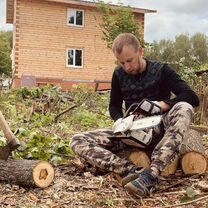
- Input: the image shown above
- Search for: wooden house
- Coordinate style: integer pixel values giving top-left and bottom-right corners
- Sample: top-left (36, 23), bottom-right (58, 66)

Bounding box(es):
top-left (6, 0), bottom-right (156, 90)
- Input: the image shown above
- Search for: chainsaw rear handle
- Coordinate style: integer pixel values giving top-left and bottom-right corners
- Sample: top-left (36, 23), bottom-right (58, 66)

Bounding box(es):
top-left (124, 98), bottom-right (163, 118)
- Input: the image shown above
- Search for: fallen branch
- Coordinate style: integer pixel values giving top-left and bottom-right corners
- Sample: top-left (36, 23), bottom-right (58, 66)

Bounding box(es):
top-left (155, 190), bottom-right (186, 196)
top-left (159, 180), bottom-right (188, 193)
top-left (164, 194), bottom-right (208, 208)
top-left (159, 173), bottom-right (206, 193)
top-left (55, 104), bottom-right (77, 122)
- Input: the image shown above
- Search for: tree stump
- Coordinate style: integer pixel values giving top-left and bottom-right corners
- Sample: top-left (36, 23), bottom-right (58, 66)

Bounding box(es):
top-left (0, 159), bottom-right (55, 188)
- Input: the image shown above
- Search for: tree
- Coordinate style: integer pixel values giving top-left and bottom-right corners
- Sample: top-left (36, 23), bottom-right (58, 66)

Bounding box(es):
top-left (145, 41), bottom-right (161, 61)
top-left (174, 34), bottom-right (191, 66)
top-left (190, 33), bottom-right (208, 65)
top-left (96, 1), bottom-right (143, 49)
top-left (146, 39), bottom-right (175, 63)
top-left (145, 33), bottom-right (208, 84)
top-left (0, 31), bottom-right (13, 77)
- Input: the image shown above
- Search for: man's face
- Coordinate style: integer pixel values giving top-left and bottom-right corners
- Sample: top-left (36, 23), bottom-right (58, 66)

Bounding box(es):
top-left (114, 45), bottom-right (144, 75)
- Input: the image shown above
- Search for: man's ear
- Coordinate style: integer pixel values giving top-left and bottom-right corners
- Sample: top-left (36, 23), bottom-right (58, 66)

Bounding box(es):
top-left (138, 48), bottom-right (145, 58)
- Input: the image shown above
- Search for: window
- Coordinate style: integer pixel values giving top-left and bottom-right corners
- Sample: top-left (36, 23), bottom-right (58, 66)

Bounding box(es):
top-left (67, 9), bottom-right (84, 27)
top-left (67, 49), bottom-right (83, 68)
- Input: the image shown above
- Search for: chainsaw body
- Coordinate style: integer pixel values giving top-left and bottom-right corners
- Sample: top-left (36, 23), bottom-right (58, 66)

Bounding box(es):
top-left (112, 99), bottom-right (163, 147)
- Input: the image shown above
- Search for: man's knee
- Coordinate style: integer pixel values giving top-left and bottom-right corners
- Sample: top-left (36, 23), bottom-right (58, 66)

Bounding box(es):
top-left (70, 134), bottom-right (84, 151)
top-left (174, 102), bottom-right (193, 110)
top-left (170, 102), bottom-right (194, 118)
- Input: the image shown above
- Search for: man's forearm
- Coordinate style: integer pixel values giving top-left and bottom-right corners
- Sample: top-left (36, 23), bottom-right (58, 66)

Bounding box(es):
top-left (158, 101), bottom-right (171, 112)
top-left (109, 106), bottom-right (123, 121)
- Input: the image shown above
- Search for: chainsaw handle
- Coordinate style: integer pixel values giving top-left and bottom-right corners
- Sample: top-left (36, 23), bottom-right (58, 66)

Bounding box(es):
top-left (124, 99), bottom-right (163, 117)
top-left (135, 99), bottom-right (163, 116)
top-left (123, 103), bottom-right (139, 118)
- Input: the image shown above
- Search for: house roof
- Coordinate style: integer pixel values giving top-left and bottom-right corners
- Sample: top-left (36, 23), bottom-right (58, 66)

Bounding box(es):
top-left (46, 0), bottom-right (157, 13)
top-left (6, 0), bottom-right (156, 23)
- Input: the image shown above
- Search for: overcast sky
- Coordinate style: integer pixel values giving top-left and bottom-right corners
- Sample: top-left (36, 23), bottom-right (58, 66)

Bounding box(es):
top-left (0, 0), bottom-right (208, 42)
top-left (109, 0), bottom-right (208, 42)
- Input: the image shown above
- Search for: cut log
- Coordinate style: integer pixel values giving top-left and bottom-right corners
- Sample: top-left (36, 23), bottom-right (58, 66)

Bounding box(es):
top-left (180, 129), bottom-right (207, 156)
top-left (128, 150), bottom-right (150, 168)
top-left (127, 150), bottom-right (178, 176)
top-left (161, 156), bottom-right (179, 176)
top-left (181, 151), bottom-right (207, 175)
top-left (127, 150), bottom-right (207, 176)
top-left (180, 129), bottom-right (207, 175)
top-left (0, 159), bottom-right (55, 188)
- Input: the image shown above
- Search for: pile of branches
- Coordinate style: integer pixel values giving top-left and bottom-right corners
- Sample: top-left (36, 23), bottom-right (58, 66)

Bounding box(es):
top-left (0, 85), bottom-right (112, 164)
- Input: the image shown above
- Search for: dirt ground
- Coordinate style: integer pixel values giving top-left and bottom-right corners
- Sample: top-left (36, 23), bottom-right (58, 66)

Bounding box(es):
top-left (0, 161), bottom-right (208, 208)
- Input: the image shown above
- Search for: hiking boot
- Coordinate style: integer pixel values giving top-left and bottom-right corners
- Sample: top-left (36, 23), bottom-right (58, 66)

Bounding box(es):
top-left (124, 168), bottom-right (158, 198)
top-left (121, 167), bottom-right (145, 187)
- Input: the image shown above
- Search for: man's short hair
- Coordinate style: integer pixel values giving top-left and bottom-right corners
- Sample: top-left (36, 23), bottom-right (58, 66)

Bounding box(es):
top-left (112, 33), bottom-right (141, 54)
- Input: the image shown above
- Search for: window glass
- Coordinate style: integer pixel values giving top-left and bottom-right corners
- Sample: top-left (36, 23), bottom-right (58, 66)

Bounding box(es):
top-left (68, 50), bottom-right (74, 65)
top-left (67, 49), bottom-right (83, 68)
top-left (76, 11), bottom-right (83, 26)
top-left (68, 9), bottom-right (84, 26)
top-left (75, 50), bottom-right (82, 66)
top-left (68, 10), bottom-right (76, 24)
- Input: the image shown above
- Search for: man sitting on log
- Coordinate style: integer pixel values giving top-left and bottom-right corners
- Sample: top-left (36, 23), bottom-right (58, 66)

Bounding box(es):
top-left (71, 33), bottom-right (200, 198)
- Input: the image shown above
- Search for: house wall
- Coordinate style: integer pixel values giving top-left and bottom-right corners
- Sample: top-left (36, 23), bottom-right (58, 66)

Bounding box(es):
top-left (12, 0), bottom-right (144, 90)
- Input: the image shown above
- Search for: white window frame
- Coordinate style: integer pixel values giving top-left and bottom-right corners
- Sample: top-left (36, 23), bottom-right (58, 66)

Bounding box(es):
top-left (66, 48), bottom-right (84, 68)
top-left (67, 8), bottom-right (84, 27)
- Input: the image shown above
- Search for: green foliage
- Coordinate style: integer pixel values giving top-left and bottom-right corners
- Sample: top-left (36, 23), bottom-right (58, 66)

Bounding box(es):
top-left (180, 187), bottom-right (198, 203)
top-left (104, 198), bottom-right (114, 207)
top-left (0, 31), bottom-right (12, 76)
top-left (71, 85), bottom-right (110, 113)
top-left (70, 109), bottom-right (112, 131)
top-left (174, 34), bottom-right (191, 66)
top-left (0, 86), bottom-right (112, 164)
top-left (13, 128), bottom-right (74, 164)
top-left (96, 1), bottom-right (143, 48)
top-left (146, 33), bottom-right (208, 66)
top-left (15, 86), bottom-right (45, 100)
top-left (191, 33), bottom-right (208, 64)
top-left (145, 32), bottom-right (208, 84)
top-left (0, 132), bottom-right (7, 147)
top-left (68, 85), bottom-right (113, 131)
top-left (145, 40), bottom-right (176, 63)
top-left (170, 57), bottom-right (198, 85)
top-left (31, 113), bottom-right (54, 127)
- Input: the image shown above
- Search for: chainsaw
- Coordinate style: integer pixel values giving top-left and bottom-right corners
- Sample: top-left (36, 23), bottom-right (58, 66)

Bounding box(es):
top-left (112, 99), bottom-right (163, 147)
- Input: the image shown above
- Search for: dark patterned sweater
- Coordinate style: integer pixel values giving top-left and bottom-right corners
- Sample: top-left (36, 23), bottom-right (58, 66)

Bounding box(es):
top-left (109, 59), bottom-right (199, 121)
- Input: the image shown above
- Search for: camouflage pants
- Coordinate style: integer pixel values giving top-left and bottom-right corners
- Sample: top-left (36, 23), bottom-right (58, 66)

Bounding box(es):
top-left (71, 102), bottom-right (194, 175)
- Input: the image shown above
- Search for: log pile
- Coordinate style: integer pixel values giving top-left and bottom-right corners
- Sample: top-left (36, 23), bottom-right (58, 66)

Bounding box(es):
top-left (127, 129), bottom-right (207, 176)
